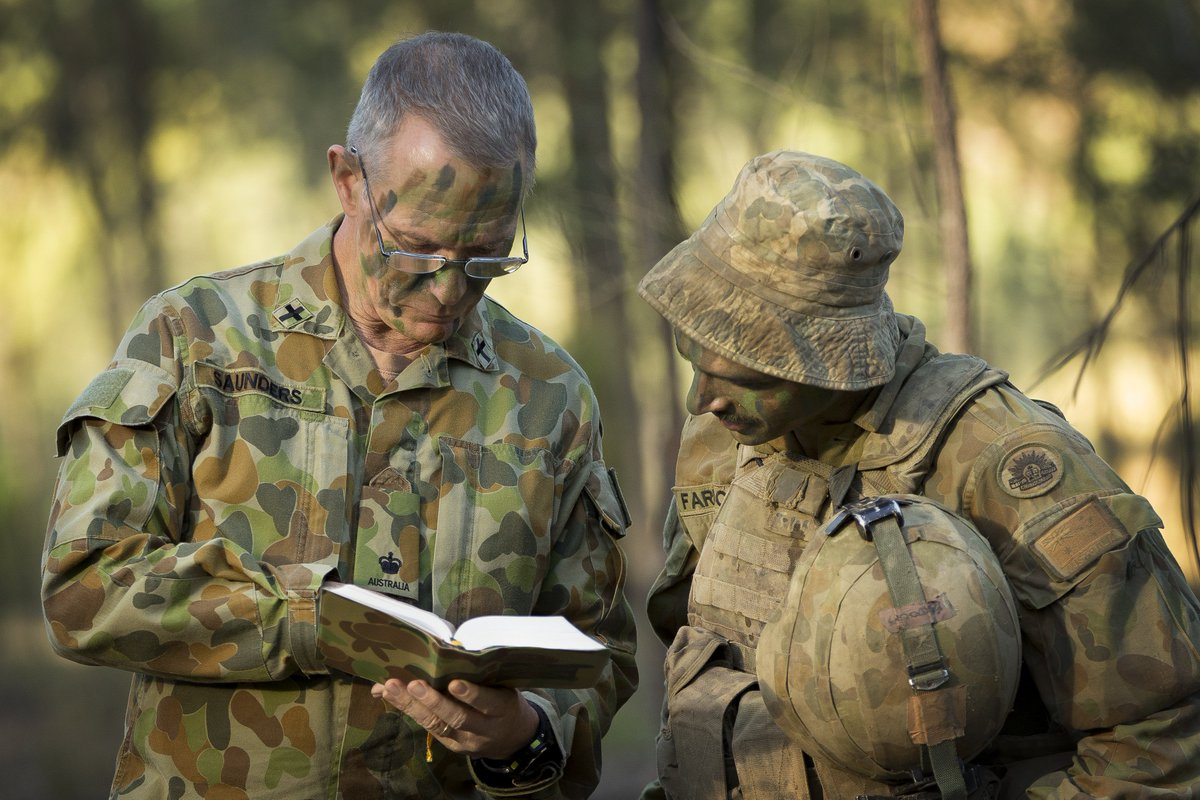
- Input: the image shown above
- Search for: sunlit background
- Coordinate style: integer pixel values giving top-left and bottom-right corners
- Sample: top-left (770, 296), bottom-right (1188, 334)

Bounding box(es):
top-left (3, 1), bottom-right (1199, 797)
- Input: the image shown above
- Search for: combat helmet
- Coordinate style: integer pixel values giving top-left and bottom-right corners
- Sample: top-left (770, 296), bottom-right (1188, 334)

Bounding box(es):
top-left (756, 495), bottom-right (1020, 798)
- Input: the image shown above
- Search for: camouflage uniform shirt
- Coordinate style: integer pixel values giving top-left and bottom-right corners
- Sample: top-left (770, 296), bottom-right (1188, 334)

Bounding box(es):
top-left (42, 217), bottom-right (638, 800)
top-left (647, 315), bottom-right (1200, 798)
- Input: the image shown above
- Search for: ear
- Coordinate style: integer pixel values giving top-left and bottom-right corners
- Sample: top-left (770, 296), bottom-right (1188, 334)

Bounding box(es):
top-left (328, 145), bottom-right (362, 217)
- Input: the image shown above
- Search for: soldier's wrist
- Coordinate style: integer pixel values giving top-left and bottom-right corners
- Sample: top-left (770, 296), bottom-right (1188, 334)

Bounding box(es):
top-left (470, 703), bottom-right (564, 792)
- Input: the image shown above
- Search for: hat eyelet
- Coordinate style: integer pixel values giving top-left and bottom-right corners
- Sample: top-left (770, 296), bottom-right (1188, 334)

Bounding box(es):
top-left (850, 247), bottom-right (863, 261)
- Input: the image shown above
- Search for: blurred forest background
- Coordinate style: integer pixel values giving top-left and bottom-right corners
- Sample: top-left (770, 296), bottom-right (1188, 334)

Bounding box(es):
top-left (2, 0), bottom-right (1199, 797)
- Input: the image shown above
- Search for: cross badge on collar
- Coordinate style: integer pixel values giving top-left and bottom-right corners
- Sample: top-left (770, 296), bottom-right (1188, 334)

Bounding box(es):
top-left (273, 301), bottom-right (313, 329)
top-left (471, 331), bottom-right (495, 368)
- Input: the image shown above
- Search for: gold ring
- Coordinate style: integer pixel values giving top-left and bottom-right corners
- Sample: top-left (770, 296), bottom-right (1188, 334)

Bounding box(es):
top-left (438, 720), bottom-right (454, 737)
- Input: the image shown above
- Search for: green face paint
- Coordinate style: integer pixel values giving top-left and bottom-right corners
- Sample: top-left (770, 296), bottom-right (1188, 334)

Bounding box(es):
top-left (675, 331), bottom-right (853, 447)
top-left (348, 116), bottom-right (526, 353)
top-left (377, 160), bottom-right (521, 251)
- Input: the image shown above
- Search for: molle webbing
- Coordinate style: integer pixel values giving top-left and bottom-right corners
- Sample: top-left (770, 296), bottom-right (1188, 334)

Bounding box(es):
top-left (686, 457), bottom-right (834, 672)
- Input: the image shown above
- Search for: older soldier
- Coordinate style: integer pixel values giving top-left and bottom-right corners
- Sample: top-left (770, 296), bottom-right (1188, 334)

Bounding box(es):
top-left (41, 32), bottom-right (637, 799)
top-left (638, 150), bottom-right (1200, 798)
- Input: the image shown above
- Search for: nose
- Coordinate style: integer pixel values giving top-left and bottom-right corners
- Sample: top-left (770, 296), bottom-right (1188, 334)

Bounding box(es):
top-left (426, 262), bottom-right (471, 306)
top-left (686, 372), bottom-right (730, 416)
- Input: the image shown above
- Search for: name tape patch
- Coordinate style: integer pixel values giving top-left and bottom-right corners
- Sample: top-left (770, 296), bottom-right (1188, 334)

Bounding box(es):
top-left (195, 363), bottom-right (325, 412)
top-left (1033, 500), bottom-right (1128, 582)
top-left (674, 483), bottom-right (727, 517)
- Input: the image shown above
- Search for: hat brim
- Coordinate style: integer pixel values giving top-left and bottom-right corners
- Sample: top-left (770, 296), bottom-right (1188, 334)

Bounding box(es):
top-left (638, 230), bottom-right (900, 392)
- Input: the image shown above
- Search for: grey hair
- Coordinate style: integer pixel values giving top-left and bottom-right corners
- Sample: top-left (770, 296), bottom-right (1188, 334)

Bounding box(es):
top-left (347, 32), bottom-right (536, 188)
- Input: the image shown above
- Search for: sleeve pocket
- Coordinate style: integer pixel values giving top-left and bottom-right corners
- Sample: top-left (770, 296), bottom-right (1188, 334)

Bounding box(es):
top-left (56, 362), bottom-right (178, 456)
top-left (583, 463), bottom-right (631, 538)
top-left (1008, 492), bottom-right (1160, 609)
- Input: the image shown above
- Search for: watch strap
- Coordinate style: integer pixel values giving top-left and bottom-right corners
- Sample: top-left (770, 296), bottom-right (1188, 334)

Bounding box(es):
top-left (471, 702), bottom-right (565, 794)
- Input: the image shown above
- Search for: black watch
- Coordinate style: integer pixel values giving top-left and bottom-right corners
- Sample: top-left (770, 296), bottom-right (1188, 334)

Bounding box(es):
top-left (473, 703), bottom-right (564, 786)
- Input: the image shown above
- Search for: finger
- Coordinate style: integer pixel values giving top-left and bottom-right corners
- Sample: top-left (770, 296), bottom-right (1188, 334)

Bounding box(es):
top-left (375, 680), bottom-right (449, 732)
top-left (408, 681), bottom-right (469, 731)
top-left (447, 679), bottom-right (520, 718)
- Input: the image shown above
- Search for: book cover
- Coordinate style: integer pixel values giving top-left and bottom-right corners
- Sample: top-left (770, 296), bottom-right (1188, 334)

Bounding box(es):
top-left (317, 582), bottom-right (611, 690)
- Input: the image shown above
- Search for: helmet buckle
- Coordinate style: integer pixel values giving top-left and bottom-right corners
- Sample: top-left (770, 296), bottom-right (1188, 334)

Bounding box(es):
top-left (825, 496), bottom-right (910, 540)
top-left (907, 660), bottom-right (951, 691)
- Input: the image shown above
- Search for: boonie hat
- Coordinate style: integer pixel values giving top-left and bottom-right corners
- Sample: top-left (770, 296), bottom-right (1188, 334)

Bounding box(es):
top-left (638, 150), bottom-right (904, 390)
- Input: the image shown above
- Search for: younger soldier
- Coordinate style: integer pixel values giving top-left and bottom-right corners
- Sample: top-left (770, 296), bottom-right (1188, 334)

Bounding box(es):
top-left (638, 150), bottom-right (1200, 798)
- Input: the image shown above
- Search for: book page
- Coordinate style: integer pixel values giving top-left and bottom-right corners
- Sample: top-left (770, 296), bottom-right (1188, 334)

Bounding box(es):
top-left (453, 615), bottom-right (605, 652)
top-left (325, 583), bottom-right (456, 642)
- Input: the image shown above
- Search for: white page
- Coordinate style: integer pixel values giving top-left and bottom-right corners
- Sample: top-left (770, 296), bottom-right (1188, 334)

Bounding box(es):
top-left (453, 615), bottom-right (606, 652)
top-left (327, 583), bottom-right (455, 641)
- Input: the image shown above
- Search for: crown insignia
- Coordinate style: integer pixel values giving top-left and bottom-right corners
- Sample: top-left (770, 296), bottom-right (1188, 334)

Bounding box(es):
top-left (378, 551), bottom-right (402, 574)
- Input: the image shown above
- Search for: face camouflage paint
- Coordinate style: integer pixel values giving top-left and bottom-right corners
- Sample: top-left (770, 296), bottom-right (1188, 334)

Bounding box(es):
top-left (675, 331), bottom-right (858, 449)
top-left (343, 115), bottom-right (526, 353)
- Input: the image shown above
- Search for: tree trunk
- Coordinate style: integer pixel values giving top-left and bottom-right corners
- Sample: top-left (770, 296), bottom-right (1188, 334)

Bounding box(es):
top-left (635, 0), bottom-right (688, 530)
top-left (49, 0), bottom-right (165, 341)
top-left (553, 1), bottom-right (645, 513)
top-left (913, 0), bottom-right (974, 354)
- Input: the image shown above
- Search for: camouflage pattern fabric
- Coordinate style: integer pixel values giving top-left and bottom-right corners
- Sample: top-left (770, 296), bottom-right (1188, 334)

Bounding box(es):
top-left (638, 150), bottom-right (904, 391)
top-left (41, 217), bottom-right (638, 800)
top-left (645, 314), bottom-right (1200, 798)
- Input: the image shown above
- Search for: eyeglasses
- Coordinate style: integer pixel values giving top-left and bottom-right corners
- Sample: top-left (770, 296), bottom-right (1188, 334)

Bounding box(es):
top-left (350, 146), bottom-right (529, 279)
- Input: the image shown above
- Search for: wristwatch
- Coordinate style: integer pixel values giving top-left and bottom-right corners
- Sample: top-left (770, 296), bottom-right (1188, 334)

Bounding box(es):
top-left (472, 703), bottom-right (564, 789)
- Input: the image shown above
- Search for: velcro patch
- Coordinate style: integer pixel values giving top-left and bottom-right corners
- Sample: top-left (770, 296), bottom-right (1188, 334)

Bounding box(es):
top-left (1033, 500), bottom-right (1129, 582)
top-left (674, 483), bottom-right (727, 517)
top-left (583, 465), bottom-right (631, 537)
top-left (998, 443), bottom-right (1064, 498)
top-left (69, 368), bottom-right (134, 415)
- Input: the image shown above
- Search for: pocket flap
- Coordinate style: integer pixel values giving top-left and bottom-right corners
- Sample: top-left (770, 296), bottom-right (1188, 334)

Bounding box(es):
top-left (665, 624), bottom-right (734, 696)
top-left (56, 362), bottom-right (177, 455)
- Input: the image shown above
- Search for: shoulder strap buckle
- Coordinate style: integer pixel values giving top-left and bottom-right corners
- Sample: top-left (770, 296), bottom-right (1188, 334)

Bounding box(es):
top-left (825, 496), bottom-right (910, 540)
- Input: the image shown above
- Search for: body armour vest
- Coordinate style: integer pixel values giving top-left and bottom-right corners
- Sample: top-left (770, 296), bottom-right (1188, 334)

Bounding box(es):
top-left (661, 353), bottom-right (1007, 800)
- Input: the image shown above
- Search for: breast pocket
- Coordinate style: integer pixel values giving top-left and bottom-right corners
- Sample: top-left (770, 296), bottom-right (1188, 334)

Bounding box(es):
top-left (430, 436), bottom-right (559, 622)
top-left (193, 373), bottom-right (347, 567)
top-left (352, 469), bottom-right (424, 603)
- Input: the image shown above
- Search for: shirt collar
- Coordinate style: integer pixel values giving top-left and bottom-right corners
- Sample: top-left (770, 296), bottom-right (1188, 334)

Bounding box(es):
top-left (268, 215), bottom-right (501, 376)
top-left (441, 302), bottom-right (500, 373)
top-left (854, 313), bottom-right (928, 433)
top-left (267, 215), bottom-right (346, 340)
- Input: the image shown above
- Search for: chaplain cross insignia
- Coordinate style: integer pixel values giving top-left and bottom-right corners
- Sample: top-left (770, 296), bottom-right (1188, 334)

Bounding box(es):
top-left (273, 301), bottom-right (313, 329)
top-left (471, 331), bottom-right (495, 368)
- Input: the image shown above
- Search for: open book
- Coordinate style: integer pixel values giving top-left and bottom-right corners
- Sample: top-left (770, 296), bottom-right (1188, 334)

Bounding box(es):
top-left (317, 582), bottom-right (610, 690)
